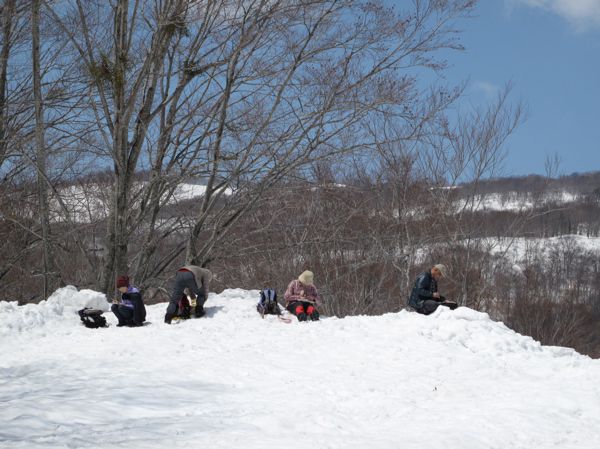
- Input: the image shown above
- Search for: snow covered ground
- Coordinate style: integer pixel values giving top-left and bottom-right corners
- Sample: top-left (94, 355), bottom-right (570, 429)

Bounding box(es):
top-left (1, 287), bottom-right (600, 449)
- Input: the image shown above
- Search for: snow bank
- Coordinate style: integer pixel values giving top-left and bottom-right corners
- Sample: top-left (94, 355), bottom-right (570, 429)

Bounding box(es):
top-left (1, 288), bottom-right (599, 449)
top-left (0, 285), bottom-right (108, 338)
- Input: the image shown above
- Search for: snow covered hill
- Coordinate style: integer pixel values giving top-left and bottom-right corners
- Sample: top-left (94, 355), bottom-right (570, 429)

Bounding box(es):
top-left (49, 182), bottom-right (232, 223)
top-left (1, 287), bottom-right (599, 449)
top-left (454, 190), bottom-right (579, 212)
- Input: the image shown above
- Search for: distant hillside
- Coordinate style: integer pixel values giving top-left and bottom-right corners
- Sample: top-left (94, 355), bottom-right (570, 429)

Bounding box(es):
top-left (459, 171), bottom-right (600, 196)
top-left (3, 170), bottom-right (600, 358)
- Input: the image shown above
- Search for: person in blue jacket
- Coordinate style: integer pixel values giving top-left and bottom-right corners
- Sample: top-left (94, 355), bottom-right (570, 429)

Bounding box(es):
top-left (408, 264), bottom-right (457, 315)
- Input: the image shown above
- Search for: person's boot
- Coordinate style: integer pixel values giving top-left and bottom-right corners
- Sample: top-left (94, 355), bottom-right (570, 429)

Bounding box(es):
top-left (309, 310), bottom-right (320, 321)
top-left (164, 313), bottom-right (173, 324)
top-left (297, 312), bottom-right (308, 322)
top-left (118, 318), bottom-right (134, 327)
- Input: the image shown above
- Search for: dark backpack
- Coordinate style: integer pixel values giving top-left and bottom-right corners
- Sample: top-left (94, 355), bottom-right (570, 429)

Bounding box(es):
top-left (78, 308), bottom-right (108, 328)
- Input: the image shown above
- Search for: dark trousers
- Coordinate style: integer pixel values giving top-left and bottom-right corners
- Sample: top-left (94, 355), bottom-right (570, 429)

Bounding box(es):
top-left (416, 300), bottom-right (456, 315)
top-left (287, 301), bottom-right (319, 321)
top-left (111, 304), bottom-right (134, 325)
top-left (166, 270), bottom-right (204, 317)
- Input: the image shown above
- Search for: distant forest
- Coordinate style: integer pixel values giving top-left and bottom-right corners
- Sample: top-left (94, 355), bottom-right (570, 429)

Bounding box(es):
top-left (464, 171), bottom-right (600, 195)
top-left (455, 172), bottom-right (600, 238)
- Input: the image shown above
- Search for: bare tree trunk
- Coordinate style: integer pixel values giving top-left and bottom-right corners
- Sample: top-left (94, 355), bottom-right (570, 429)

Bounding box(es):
top-left (100, 0), bottom-right (130, 293)
top-left (100, 0), bottom-right (177, 292)
top-left (0, 0), bottom-right (17, 166)
top-left (32, 0), bottom-right (58, 298)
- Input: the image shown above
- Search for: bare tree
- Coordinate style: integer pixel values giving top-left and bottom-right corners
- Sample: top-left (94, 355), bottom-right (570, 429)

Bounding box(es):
top-left (436, 85), bottom-right (524, 307)
top-left (32, 0), bottom-right (60, 297)
top-left (46, 0), bottom-right (212, 292)
top-left (179, 0), bottom-right (480, 268)
top-left (0, 0), bottom-right (17, 166)
top-left (42, 0), bottom-right (479, 296)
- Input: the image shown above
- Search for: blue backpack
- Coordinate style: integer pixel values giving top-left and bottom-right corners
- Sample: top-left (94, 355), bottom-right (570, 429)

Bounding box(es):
top-left (257, 288), bottom-right (280, 316)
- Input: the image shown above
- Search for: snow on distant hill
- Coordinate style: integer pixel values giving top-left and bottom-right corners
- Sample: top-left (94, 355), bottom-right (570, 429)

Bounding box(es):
top-left (1, 287), bottom-right (599, 449)
top-left (455, 191), bottom-right (579, 212)
top-left (49, 179), bottom-right (582, 224)
top-left (49, 182), bottom-right (232, 223)
top-left (476, 234), bottom-right (600, 263)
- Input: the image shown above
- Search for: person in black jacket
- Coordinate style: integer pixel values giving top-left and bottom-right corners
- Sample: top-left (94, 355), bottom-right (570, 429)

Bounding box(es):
top-left (112, 275), bottom-right (146, 326)
top-left (408, 264), bottom-right (457, 315)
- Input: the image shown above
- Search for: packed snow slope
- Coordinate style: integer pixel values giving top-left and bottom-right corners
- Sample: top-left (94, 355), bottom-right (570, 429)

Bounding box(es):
top-left (1, 287), bottom-right (599, 449)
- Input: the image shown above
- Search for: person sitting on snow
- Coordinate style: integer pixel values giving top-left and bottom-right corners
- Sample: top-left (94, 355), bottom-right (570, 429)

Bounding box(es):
top-left (284, 270), bottom-right (322, 321)
top-left (112, 275), bottom-right (146, 327)
top-left (165, 265), bottom-right (212, 324)
top-left (407, 264), bottom-right (457, 315)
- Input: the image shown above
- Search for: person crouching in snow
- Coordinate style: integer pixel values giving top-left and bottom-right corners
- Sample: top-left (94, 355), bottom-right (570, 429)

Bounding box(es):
top-left (165, 265), bottom-right (212, 324)
top-left (407, 264), bottom-right (457, 315)
top-left (112, 275), bottom-right (146, 327)
top-left (284, 270), bottom-right (322, 321)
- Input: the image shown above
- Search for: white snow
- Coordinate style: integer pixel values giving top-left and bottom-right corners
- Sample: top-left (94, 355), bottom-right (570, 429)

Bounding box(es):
top-left (481, 234), bottom-right (600, 261)
top-left (0, 286), bottom-right (108, 338)
top-left (49, 183), bottom-right (232, 223)
top-left (454, 191), bottom-right (579, 212)
top-left (1, 287), bottom-right (600, 449)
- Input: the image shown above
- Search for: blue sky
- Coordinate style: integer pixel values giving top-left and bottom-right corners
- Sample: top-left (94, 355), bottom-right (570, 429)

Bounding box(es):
top-left (443, 0), bottom-right (600, 176)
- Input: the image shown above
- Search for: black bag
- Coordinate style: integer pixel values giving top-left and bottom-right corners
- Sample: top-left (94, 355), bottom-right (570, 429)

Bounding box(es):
top-left (438, 296), bottom-right (458, 310)
top-left (78, 308), bottom-right (108, 328)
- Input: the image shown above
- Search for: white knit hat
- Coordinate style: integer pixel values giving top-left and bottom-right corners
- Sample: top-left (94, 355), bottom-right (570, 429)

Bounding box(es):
top-left (298, 270), bottom-right (314, 286)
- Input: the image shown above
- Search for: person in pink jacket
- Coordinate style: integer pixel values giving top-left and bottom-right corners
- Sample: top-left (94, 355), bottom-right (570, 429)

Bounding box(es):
top-left (284, 270), bottom-right (322, 321)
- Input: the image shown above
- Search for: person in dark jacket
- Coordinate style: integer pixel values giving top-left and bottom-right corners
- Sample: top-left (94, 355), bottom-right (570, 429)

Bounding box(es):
top-left (165, 265), bottom-right (212, 324)
top-left (408, 264), bottom-right (457, 315)
top-left (112, 275), bottom-right (146, 326)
